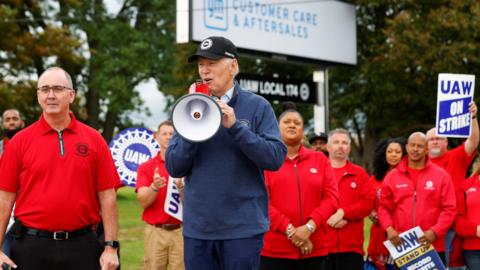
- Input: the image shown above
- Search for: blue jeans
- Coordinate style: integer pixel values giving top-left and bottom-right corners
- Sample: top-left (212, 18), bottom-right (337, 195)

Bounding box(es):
top-left (2, 229), bottom-right (13, 257)
top-left (445, 229), bottom-right (455, 266)
top-left (464, 250), bottom-right (480, 270)
top-left (445, 229), bottom-right (466, 270)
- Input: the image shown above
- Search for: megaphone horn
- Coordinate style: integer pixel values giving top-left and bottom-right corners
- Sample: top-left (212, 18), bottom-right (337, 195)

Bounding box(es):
top-left (171, 93), bottom-right (222, 142)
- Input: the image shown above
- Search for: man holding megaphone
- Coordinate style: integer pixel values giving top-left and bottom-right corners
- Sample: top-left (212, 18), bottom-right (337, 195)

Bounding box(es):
top-left (166, 36), bottom-right (287, 270)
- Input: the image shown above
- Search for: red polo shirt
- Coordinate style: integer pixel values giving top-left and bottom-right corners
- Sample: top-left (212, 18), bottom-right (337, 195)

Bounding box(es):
top-left (0, 113), bottom-right (120, 231)
top-left (136, 153), bottom-right (181, 225)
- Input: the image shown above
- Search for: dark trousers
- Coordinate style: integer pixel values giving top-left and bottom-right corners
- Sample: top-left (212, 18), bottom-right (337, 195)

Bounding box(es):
top-left (184, 234), bottom-right (264, 270)
top-left (464, 250), bottom-right (480, 270)
top-left (11, 232), bottom-right (102, 270)
top-left (260, 255), bottom-right (326, 270)
top-left (325, 252), bottom-right (364, 270)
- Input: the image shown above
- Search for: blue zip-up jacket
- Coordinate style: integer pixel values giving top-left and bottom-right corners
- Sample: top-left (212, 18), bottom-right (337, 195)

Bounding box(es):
top-left (166, 83), bottom-right (287, 240)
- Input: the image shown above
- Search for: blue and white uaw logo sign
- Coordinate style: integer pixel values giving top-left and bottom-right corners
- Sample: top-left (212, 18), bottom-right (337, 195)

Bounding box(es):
top-left (205, 0), bottom-right (228, 30)
top-left (384, 227), bottom-right (445, 270)
top-left (109, 128), bottom-right (160, 187)
top-left (436, 73), bottom-right (476, 138)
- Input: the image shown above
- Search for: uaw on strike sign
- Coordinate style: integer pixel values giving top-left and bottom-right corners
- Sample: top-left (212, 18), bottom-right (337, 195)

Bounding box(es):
top-left (436, 73), bottom-right (475, 138)
top-left (384, 227), bottom-right (445, 270)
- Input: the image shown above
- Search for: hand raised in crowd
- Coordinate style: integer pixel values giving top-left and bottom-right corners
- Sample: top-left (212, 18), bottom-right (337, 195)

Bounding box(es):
top-left (214, 99), bottom-right (236, 128)
top-left (100, 248), bottom-right (119, 270)
top-left (327, 209), bottom-right (345, 228)
top-left (386, 226), bottom-right (402, 247)
top-left (469, 101), bottom-right (478, 117)
top-left (419, 229), bottom-right (436, 246)
top-left (151, 167), bottom-right (166, 192)
top-left (299, 239), bottom-right (313, 256)
top-left (0, 252), bottom-right (17, 269)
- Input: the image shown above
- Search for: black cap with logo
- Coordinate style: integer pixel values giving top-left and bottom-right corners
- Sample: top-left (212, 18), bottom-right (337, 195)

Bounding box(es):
top-left (308, 132), bottom-right (328, 144)
top-left (188, 36), bottom-right (238, 62)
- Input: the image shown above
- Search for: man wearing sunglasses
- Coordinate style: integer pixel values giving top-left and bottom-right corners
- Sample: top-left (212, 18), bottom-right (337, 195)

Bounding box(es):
top-left (0, 67), bottom-right (120, 270)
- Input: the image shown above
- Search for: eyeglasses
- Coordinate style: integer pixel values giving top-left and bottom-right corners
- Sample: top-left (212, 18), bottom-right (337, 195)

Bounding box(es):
top-left (37, 85), bottom-right (71, 95)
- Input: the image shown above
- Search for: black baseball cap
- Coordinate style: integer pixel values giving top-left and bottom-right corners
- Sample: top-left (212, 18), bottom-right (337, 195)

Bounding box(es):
top-left (188, 36), bottom-right (238, 62)
top-left (308, 132), bottom-right (328, 144)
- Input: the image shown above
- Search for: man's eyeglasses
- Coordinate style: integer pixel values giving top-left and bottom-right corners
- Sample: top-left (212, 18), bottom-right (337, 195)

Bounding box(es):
top-left (37, 85), bottom-right (71, 95)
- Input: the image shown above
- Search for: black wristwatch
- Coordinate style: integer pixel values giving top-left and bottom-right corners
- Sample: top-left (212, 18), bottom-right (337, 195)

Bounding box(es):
top-left (104, 240), bottom-right (120, 249)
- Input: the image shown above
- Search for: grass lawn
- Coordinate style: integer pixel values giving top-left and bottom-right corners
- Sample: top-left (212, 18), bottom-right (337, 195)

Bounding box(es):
top-left (118, 187), bottom-right (144, 270)
top-left (117, 185), bottom-right (375, 269)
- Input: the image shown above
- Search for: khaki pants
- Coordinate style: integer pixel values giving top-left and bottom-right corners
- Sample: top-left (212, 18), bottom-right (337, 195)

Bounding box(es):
top-left (143, 224), bottom-right (185, 270)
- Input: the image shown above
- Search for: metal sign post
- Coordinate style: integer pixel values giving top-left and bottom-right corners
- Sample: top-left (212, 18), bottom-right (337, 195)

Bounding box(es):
top-left (313, 69), bottom-right (329, 133)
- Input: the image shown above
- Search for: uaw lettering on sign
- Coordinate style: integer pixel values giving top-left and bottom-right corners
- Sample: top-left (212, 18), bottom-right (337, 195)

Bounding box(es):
top-left (109, 128), bottom-right (160, 187)
top-left (384, 227), bottom-right (445, 270)
top-left (164, 177), bottom-right (183, 221)
top-left (237, 74), bottom-right (316, 104)
top-left (436, 73), bottom-right (475, 138)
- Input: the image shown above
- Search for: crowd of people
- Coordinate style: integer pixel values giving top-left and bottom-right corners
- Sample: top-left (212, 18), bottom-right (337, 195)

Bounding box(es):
top-left (0, 35), bottom-right (479, 270)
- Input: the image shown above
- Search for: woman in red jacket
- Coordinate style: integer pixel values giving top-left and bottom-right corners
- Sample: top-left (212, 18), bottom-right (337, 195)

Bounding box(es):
top-left (260, 106), bottom-right (338, 270)
top-left (366, 137), bottom-right (405, 270)
top-left (454, 158), bottom-right (480, 270)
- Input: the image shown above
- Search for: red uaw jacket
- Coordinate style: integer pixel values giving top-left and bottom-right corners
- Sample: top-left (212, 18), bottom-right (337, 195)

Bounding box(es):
top-left (378, 158), bottom-right (457, 252)
top-left (326, 161), bottom-right (374, 255)
top-left (262, 146), bottom-right (338, 259)
top-left (454, 174), bottom-right (480, 250)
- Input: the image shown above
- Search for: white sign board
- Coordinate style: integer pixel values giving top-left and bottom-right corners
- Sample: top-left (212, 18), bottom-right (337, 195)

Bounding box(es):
top-left (164, 176), bottom-right (183, 221)
top-left (179, 0), bottom-right (357, 65)
top-left (383, 227), bottom-right (445, 270)
top-left (436, 73), bottom-right (475, 138)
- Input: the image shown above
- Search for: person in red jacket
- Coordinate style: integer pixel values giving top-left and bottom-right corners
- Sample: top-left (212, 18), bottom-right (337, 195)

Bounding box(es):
top-left (454, 158), bottom-right (480, 269)
top-left (426, 102), bottom-right (478, 268)
top-left (260, 106), bottom-right (338, 270)
top-left (366, 137), bottom-right (406, 270)
top-left (324, 128), bottom-right (374, 270)
top-left (379, 132), bottom-right (457, 266)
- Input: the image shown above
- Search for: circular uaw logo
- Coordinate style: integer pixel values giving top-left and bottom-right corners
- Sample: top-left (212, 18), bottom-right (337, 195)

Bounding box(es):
top-left (201, 39), bottom-right (213, 50)
top-left (426, 181), bottom-right (433, 188)
top-left (350, 182), bottom-right (357, 189)
top-left (310, 168), bottom-right (317, 174)
top-left (300, 83), bottom-right (310, 101)
top-left (76, 143), bottom-right (89, 157)
top-left (109, 128), bottom-right (160, 187)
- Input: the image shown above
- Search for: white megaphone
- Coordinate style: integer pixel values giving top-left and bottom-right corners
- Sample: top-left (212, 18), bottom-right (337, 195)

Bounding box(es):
top-left (171, 81), bottom-right (222, 142)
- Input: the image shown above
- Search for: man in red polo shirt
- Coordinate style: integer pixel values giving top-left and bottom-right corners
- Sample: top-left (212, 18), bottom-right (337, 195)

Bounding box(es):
top-left (0, 67), bottom-right (120, 270)
top-left (136, 120), bottom-right (184, 270)
top-left (325, 128), bottom-right (374, 270)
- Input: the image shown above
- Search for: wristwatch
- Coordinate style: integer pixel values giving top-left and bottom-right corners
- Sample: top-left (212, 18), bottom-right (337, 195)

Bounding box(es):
top-left (104, 240), bottom-right (120, 249)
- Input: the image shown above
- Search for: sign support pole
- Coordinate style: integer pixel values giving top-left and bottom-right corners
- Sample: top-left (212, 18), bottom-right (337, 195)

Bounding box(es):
top-left (313, 69), bottom-right (329, 133)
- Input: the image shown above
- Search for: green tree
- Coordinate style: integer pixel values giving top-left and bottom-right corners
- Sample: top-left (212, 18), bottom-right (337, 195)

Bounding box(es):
top-left (0, 1), bottom-right (84, 126)
top-left (330, 0), bottom-right (480, 169)
top-left (1, 0), bottom-right (178, 141)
